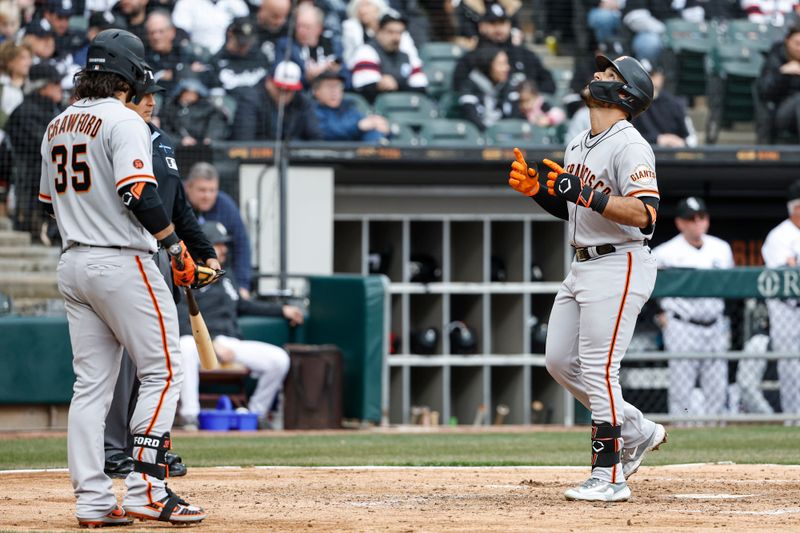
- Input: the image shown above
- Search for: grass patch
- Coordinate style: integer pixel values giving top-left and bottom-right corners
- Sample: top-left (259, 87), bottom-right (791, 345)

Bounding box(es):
top-left (0, 425), bottom-right (797, 470)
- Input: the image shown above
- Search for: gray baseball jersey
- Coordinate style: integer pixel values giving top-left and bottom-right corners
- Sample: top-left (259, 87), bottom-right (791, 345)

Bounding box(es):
top-left (543, 120), bottom-right (661, 485)
top-left (40, 96), bottom-right (184, 520)
top-left (563, 121), bottom-right (659, 247)
top-left (39, 97), bottom-right (158, 251)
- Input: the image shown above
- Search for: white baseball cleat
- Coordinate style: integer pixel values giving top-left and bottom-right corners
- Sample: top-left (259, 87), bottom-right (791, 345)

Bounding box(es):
top-left (564, 477), bottom-right (631, 502)
top-left (622, 423), bottom-right (667, 479)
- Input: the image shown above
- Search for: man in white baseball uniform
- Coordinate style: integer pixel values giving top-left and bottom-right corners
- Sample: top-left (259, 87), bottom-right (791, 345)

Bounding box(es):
top-left (652, 197), bottom-right (734, 422)
top-left (509, 55), bottom-right (667, 502)
top-left (39, 29), bottom-right (208, 527)
top-left (762, 180), bottom-right (800, 425)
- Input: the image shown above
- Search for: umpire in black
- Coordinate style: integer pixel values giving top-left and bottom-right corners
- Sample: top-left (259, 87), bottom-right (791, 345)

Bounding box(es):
top-left (103, 74), bottom-right (220, 478)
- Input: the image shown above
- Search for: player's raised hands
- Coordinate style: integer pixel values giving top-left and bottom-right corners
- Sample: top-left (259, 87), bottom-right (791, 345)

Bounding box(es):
top-left (542, 158), bottom-right (568, 197)
top-left (508, 148), bottom-right (540, 196)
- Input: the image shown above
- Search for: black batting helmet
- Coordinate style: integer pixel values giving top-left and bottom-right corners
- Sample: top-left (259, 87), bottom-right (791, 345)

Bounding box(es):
top-left (588, 55), bottom-right (654, 118)
top-left (85, 29), bottom-right (150, 103)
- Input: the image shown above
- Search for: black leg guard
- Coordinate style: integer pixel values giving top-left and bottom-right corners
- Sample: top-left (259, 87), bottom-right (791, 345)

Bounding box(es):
top-left (131, 432), bottom-right (172, 480)
top-left (591, 421), bottom-right (621, 470)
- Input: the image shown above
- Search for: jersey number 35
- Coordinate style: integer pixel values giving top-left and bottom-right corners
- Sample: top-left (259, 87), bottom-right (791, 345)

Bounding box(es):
top-left (52, 144), bottom-right (92, 193)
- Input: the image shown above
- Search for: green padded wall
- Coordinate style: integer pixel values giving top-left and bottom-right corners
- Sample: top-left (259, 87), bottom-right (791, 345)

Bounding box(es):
top-left (0, 317), bottom-right (75, 404)
top-left (306, 275), bottom-right (386, 422)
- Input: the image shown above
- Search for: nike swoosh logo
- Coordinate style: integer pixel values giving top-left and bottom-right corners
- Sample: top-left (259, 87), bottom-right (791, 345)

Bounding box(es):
top-left (570, 145), bottom-right (578, 151)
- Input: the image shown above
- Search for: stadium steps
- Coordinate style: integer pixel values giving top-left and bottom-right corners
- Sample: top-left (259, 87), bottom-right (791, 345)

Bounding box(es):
top-left (0, 230), bottom-right (60, 313)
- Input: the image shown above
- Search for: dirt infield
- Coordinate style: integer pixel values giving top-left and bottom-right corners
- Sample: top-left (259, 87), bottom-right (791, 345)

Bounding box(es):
top-left (1, 465), bottom-right (798, 532)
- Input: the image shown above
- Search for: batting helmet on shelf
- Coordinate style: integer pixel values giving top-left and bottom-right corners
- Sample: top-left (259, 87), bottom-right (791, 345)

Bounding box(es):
top-left (408, 253), bottom-right (442, 283)
top-left (447, 321), bottom-right (478, 355)
top-left (491, 256), bottom-right (507, 282)
top-left (589, 55), bottom-right (654, 118)
top-left (85, 29), bottom-right (151, 103)
top-left (410, 327), bottom-right (439, 355)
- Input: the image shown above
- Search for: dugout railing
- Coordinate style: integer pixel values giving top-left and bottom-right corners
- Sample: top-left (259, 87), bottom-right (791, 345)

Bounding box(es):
top-left (619, 267), bottom-right (800, 426)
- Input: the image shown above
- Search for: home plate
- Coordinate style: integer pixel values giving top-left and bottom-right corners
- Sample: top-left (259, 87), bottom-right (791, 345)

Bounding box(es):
top-left (674, 493), bottom-right (755, 500)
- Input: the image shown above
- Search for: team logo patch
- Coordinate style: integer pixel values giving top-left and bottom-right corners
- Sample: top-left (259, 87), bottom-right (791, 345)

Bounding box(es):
top-left (629, 164), bottom-right (655, 185)
top-left (133, 159), bottom-right (144, 169)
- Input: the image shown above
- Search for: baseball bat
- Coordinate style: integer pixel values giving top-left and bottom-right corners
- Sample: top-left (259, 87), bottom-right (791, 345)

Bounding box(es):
top-left (184, 288), bottom-right (219, 370)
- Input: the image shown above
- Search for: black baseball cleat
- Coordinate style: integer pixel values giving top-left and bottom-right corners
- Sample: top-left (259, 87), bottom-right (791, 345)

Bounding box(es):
top-left (104, 453), bottom-right (134, 479)
top-left (165, 451), bottom-right (187, 477)
top-left (104, 452), bottom-right (187, 478)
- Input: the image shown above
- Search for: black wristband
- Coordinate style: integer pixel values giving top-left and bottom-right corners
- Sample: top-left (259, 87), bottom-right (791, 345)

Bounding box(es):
top-left (160, 231), bottom-right (180, 250)
top-left (577, 186), bottom-right (609, 214)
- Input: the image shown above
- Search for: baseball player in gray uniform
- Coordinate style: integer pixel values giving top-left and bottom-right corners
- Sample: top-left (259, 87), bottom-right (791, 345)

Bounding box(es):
top-left (762, 180), bottom-right (800, 425)
top-left (509, 55), bottom-right (667, 502)
top-left (39, 29), bottom-right (209, 527)
top-left (652, 197), bottom-right (734, 422)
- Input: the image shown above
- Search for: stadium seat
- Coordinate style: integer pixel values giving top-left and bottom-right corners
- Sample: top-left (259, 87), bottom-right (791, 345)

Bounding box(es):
top-left (419, 42), bottom-right (465, 65)
top-left (424, 60), bottom-right (457, 98)
top-left (384, 110), bottom-right (430, 131)
top-left (705, 44), bottom-right (765, 144)
top-left (388, 122), bottom-right (419, 146)
top-left (486, 119), bottom-right (551, 146)
top-left (724, 19), bottom-right (776, 53)
top-left (663, 18), bottom-right (715, 99)
top-left (418, 119), bottom-right (484, 147)
top-left (437, 91), bottom-right (461, 119)
top-left (374, 92), bottom-right (438, 119)
top-left (344, 92), bottom-right (372, 116)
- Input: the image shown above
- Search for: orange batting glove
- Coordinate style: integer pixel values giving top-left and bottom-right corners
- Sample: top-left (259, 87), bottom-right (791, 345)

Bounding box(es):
top-left (542, 158), bottom-right (567, 196)
top-left (508, 147), bottom-right (540, 197)
top-left (168, 240), bottom-right (197, 287)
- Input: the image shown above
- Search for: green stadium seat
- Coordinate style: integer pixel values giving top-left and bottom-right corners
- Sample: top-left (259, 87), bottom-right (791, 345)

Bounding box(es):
top-left (420, 41), bottom-right (465, 64)
top-left (418, 119), bottom-right (484, 147)
top-left (705, 43), bottom-right (765, 144)
top-left (486, 119), bottom-right (550, 146)
top-left (388, 122), bottom-right (419, 146)
top-left (724, 19), bottom-right (776, 53)
top-left (437, 91), bottom-right (461, 119)
top-left (424, 60), bottom-right (457, 98)
top-left (663, 18), bottom-right (716, 99)
top-left (374, 92), bottom-right (438, 119)
top-left (344, 92), bottom-right (372, 116)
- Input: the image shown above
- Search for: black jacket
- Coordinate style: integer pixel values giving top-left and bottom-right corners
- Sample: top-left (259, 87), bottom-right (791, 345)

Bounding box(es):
top-left (6, 93), bottom-right (60, 169)
top-left (211, 45), bottom-right (270, 96)
top-left (160, 97), bottom-right (229, 144)
top-left (145, 42), bottom-right (199, 95)
top-left (632, 91), bottom-right (690, 144)
top-left (149, 124), bottom-right (215, 302)
top-left (758, 41), bottom-right (800, 106)
top-left (177, 275), bottom-right (284, 339)
top-left (453, 39), bottom-right (555, 94)
top-left (229, 83), bottom-right (322, 141)
top-left (458, 70), bottom-right (521, 131)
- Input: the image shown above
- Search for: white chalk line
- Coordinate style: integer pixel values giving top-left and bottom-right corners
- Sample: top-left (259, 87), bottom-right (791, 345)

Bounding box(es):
top-left (674, 493), bottom-right (756, 500)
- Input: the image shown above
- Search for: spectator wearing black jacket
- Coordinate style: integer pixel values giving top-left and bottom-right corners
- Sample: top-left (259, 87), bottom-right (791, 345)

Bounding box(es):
top-left (160, 77), bottom-right (230, 146)
top-left (457, 45), bottom-right (520, 131)
top-left (145, 10), bottom-right (206, 95)
top-left (455, 0), bottom-right (522, 46)
top-left (177, 221), bottom-right (304, 428)
top-left (113, 0), bottom-right (149, 43)
top-left (230, 60), bottom-right (322, 140)
top-left (256, 0), bottom-right (291, 63)
top-left (452, 5), bottom-right (554, 94)
top-left (36, 0), bottom-right (86, 60)
top-left (758, 24), bottom-right (800, 137)
top-left (211, 17), bottom-right (271, 96)
top-left (633, 62), bottom-right (695, 147)
top-left (5, 63), bottom-right (62, 237)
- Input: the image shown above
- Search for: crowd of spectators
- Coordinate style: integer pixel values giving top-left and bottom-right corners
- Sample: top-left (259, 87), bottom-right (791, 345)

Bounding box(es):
top-left (3, 0), bottom-right (800, 236)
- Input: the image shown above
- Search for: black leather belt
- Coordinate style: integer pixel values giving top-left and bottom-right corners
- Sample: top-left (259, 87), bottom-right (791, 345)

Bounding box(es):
top-left (63, 242), bottom-right (152, 254)
top-left (670, 312), bottom-right (719, 327)
top-left (574, 244), bottom-right (616, 262)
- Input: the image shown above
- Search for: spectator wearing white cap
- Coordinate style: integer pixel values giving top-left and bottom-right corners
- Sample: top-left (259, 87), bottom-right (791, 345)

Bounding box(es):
top-left (172, 0), bottom-right (250, 56)
top-left (230, 60), bottom-right (323, 140)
